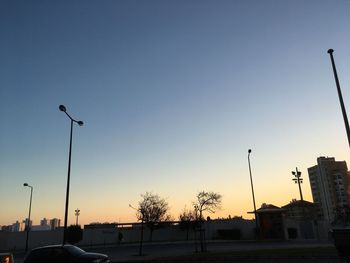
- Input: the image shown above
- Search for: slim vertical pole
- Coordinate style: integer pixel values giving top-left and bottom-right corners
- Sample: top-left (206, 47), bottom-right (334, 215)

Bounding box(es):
top-left (248, 149), bottom-right (259, 237)
top-left (63, 119), bottom-right (73, 244)
top-left (139, 215), bottom-right (144, 256)
top-left (25, 186), bottom-right (33, 252)
top-left (327, 49), bottom-right (350, 148)
top-left (295, 167), bottom-right (304, 201)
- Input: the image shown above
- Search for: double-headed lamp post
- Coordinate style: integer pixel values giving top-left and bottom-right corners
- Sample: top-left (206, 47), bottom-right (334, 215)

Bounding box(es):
top-left (59, 105), bottom-right (83, 244)
top-left (247, 149), bottom-right (259, 237)
top-left (23, 183), bottom-right (33, 252)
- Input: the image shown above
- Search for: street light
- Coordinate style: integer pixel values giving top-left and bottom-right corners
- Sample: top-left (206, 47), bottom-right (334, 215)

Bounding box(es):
top-left (129, 204), bottom-right (144, 256)
top-left (59, 104), bottom-right (83, 244)
top-left (75, 208), bottom-right (80, 225)
top-left (291, 167), bottom-right (304, 201)
top-left (327, 49), bottom-right (350, 149)
top-left (23, 183), bottom-right (33, 252)
top-left (247, 149), bottom-right (259, 238)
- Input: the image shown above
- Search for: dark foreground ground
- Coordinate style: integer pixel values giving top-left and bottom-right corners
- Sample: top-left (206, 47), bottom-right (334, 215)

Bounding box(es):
top-left (134, 247), bottom-right (343, 263)
top-left (12, 240), bottom-right (347, 263)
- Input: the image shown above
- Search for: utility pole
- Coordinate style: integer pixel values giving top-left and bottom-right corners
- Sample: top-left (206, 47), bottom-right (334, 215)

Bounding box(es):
top-left (292, 167), bottom-right (303, 201)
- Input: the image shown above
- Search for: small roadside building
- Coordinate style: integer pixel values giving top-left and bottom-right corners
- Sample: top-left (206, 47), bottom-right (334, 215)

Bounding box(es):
top-left (282, 199), bottom-right (318, 240)
top-left (253, 204), bottom-right (286, 239)
top-left (249, 200), bottom-right (326, 240)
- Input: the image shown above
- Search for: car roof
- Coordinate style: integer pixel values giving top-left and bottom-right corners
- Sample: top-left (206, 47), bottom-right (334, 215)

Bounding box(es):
top-left (31, 244), bottom-right (75, 251)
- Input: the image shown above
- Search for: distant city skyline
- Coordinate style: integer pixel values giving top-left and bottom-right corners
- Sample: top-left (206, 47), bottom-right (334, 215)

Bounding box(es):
top-left (1, 0), bottom-right (350, 227)
top-left (1, 217), bottom-right (61, 232)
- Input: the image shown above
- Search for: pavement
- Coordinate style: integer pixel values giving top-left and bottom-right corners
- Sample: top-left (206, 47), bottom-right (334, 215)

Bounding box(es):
top-left (12, 240), bottom-right (340, 263)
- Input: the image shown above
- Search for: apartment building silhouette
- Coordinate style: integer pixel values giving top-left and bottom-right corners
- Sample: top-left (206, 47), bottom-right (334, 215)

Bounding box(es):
top-left (308, 157), bottom-right (350, 223)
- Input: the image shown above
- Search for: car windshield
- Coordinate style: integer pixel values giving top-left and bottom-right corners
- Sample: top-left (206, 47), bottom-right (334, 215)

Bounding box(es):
top-left (64, 245), bottom-right (86, 256)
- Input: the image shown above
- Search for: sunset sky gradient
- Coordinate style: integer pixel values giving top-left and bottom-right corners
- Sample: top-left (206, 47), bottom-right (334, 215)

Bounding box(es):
top-left (1, 0), bottom-right (350, 226)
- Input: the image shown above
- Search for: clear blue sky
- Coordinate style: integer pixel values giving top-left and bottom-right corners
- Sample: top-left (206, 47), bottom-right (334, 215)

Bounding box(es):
top-left (1, 0), bottom-right (350, 226)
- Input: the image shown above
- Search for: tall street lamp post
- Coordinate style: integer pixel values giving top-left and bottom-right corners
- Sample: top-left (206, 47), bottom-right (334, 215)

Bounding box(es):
top-left (327, 49), bottom-right (350, 148)
top-left (129, 204), bottom-right (144, 256)
top-left (23, 183), bottom-right (33, 252)
top-left (59, 104), bottom-right (83, 244)
top-left (247, 149), bottom-right (259, 237)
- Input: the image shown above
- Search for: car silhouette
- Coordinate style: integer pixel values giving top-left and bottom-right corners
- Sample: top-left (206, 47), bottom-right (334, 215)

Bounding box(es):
top-left (22, 244), bottom-right (110, 263)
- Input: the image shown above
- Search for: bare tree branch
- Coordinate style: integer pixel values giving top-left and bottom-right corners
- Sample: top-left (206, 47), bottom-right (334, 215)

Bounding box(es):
top-left (193, 191), bottom-right (222, 220)
top-left (136, 192), bottom-right (170, 241)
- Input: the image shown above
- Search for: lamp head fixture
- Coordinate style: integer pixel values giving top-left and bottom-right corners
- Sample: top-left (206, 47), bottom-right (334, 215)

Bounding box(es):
top-left (59, 105), bottom-right (67, 112)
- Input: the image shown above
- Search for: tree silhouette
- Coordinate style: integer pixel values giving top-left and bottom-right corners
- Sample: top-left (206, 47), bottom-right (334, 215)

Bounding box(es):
top-left (136, 192), bottom-right (170, 241)
top-left (194, 191), bottom-right (222, 220)
top-left (179, 207), bottom-right (197, 240)
top-left (193, 191), bottom-right (222, 252)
